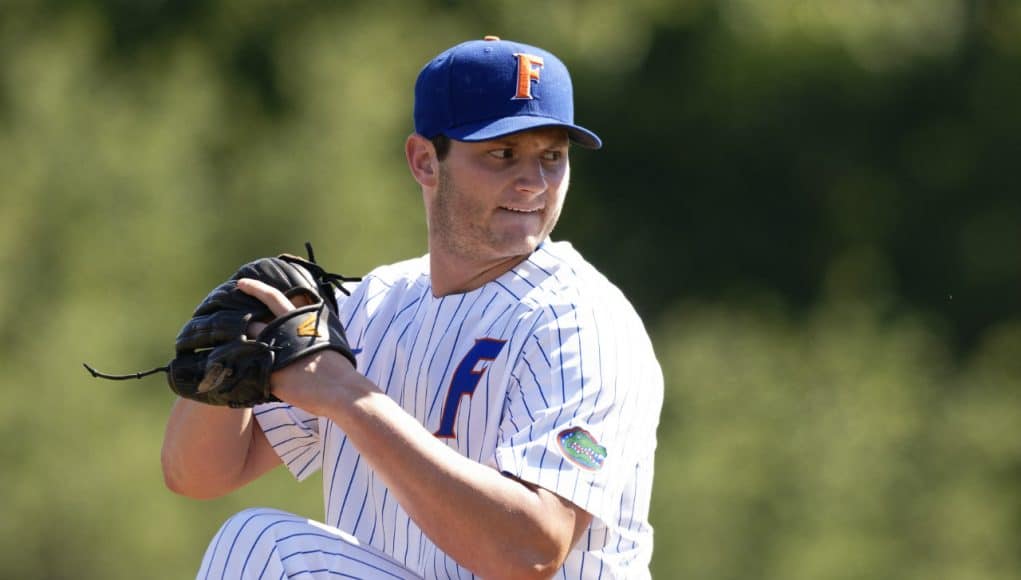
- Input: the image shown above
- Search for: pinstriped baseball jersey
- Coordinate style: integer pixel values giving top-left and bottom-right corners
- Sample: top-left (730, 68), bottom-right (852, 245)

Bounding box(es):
top-left (256, 240), bottom-right (663, 578)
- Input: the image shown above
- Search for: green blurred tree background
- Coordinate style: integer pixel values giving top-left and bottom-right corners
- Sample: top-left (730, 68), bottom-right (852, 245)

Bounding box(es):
top-left (1, 0), bottom-right (1019, 578)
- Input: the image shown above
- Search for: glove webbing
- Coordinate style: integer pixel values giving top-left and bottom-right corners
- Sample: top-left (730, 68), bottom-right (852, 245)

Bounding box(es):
top-left (281, 242), bottom-right (361, 313)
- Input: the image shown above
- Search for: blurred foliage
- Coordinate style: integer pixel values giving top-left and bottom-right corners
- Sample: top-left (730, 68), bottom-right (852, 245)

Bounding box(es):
top-left (1, 0), bottom-right (1019, 578)
top-left (652, 299), bottom-right (1021, 579)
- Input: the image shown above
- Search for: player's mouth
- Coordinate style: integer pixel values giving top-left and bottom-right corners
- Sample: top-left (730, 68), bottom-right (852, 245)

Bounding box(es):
top-left (499, 205), bottom-right (544, 214)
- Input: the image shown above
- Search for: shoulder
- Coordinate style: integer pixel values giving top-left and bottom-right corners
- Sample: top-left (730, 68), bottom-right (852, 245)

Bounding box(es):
top-left (509, 242), bottom-right (663, 404)
top-left (362, 254), bottom-right (429, 287)
top-left (509, 241), bottom-right (654, 349)
top-left (350, 254), bottom-right (429, 297)
top-left (339, 255), bottom-right (429, 318)
top-left (523, 241), bottom-right (639, 318)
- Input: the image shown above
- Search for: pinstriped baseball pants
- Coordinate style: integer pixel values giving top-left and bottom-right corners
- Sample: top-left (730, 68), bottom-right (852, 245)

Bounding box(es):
top-left (196, 508), bottom-right (423, 580)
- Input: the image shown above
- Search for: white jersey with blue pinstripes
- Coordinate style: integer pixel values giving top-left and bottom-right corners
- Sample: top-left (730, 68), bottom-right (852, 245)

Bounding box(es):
top-left (255, 240), bottom-right (663, 578)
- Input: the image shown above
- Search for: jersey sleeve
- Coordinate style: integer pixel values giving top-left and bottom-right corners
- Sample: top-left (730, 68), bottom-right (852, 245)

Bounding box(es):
top-left (254, 402), bottom-right (323, 481)
top-left (493, 303), bottom-right (662, 526)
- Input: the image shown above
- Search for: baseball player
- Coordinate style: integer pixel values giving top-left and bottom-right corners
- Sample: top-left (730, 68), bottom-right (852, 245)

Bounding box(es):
top-left (161, 36), bottom-right (664, 579)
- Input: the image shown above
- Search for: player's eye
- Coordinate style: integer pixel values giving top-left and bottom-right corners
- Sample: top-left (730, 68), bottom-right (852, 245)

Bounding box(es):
top-left (488, 148), bottom-right (514, 160)
top-left (542, 150), bottom-right (564, 162)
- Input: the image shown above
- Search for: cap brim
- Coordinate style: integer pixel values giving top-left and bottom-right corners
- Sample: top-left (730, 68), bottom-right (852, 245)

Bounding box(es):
top-left (445, 115), bottom-right (602, 149)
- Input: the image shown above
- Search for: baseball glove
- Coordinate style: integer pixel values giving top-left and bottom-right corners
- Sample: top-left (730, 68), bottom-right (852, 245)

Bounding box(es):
top-left (84, 243), bottom-right (359, 408)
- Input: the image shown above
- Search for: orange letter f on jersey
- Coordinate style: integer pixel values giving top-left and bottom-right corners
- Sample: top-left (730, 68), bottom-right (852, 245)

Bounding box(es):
top-left (513, 53), bottom-right (544, 100)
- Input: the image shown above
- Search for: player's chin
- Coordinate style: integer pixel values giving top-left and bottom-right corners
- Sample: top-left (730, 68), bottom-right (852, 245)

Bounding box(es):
top-left (497, 215), bottom-right (547, 238)
top-left (490, 233), bottom-right (544, 258)
top-left (489, 215), bottom-right (552, 253)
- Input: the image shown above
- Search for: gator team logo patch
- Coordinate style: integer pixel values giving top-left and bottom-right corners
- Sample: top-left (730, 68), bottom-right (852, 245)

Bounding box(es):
top-left (557, 427), bottom-right (607, 471)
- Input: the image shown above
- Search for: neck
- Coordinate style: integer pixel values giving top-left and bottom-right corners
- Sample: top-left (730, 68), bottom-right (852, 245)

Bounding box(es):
top-left (428, 251), bottom-right (529, 297)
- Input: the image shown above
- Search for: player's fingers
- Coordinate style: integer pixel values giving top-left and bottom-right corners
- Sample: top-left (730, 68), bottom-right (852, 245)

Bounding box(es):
top-left (246, 320), bottom-right (268, 338)
top-left (236, 278), bottom-right (295, 317)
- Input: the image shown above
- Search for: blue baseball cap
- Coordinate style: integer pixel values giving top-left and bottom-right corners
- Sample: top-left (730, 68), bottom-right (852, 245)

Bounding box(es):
top-left (414, 36), bottom-right (602, 149)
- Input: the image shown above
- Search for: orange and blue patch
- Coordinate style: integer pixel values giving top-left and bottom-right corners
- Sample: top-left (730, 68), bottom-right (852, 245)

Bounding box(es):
top-left (512, 53), bottom-right (544, 100)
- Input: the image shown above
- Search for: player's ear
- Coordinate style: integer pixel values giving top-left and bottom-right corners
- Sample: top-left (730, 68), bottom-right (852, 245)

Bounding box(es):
top-left (406, 133), bottom-right (439, 189)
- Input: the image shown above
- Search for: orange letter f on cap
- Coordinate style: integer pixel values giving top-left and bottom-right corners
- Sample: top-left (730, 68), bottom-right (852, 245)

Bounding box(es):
top-left (513, 53), bottom-right (544, 100)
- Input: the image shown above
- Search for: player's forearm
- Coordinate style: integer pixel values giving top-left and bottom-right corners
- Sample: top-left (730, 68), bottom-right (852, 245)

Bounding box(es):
top-left (161, 399), bottom-right (262, 499)
top-left (351, 395), bottom-right (573, 578)
top-left (279, 364), bottom-right (578, 579)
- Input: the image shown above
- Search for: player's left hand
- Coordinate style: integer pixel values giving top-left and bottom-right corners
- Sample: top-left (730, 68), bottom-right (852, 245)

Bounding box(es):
top-left (162, 251), bottom-right (358, 408)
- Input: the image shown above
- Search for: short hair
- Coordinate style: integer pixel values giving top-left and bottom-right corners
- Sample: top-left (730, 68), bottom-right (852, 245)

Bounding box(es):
top-left (430, 134), bottom-right (451, 162)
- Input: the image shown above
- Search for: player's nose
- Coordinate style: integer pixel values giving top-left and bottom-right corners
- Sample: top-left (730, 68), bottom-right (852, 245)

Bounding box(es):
top-left (514, 159), bottom-right (548, 195)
